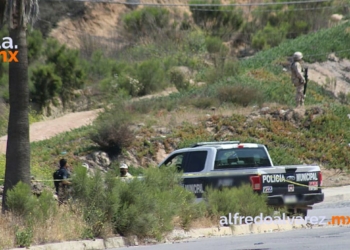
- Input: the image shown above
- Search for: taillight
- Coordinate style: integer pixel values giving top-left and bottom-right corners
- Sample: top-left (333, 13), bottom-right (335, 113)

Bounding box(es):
top-left (318, 171), bottom-right (323, 186)
top-left (250, 175), bottom-right (262, 191)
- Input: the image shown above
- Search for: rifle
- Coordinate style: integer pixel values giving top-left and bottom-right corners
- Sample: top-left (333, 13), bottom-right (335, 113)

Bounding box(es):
top-left (303, 67), bottom-right (308, 96)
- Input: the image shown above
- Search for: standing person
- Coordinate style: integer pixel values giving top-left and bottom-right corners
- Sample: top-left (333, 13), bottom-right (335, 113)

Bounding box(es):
top-left (119, 163), bottom-right (133, 178)
top-left (291, 52), bottom-right (306, 107)
top-left (53, 158), bottom-right (72, 205)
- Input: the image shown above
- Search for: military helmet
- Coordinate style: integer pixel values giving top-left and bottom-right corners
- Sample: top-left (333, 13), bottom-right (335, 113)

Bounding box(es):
top-left (293, 52), bottom-right (303, 61)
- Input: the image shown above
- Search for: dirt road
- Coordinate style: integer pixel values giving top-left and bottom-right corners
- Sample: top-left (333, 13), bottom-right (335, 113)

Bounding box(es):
top-left (0, 110), bottom-right (101, 155)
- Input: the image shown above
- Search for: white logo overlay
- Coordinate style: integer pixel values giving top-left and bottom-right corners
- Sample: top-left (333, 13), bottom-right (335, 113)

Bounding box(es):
top-left (220, 213), bottom-right (327, 226)
top-left (0, 37), bottom-right (19, 62)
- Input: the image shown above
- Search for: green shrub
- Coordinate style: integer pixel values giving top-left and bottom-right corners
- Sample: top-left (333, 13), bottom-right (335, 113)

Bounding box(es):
top-left (90, 104), bottom-right (135, 154)
top-left (44, 38), bottom-right (86, 107)
top-left (0, 64), bottom-right (9, 102)
top-left (135, 59), bottom-right (167, 96)
top-left (6, 182), bottom-right (37, 219)
top-left (123, 7), bottom-right (170, 36)
top-left (15, 227), bottom-right (33, 248)
top-left (216, 85), bottom-right (264, 107)
top-left (205, 36), bottom-right (226, 54)
top-left (85, 50), bottom-right (123, 82)
top-left (27, 29), bottom-right (43, 63)
top-left (71, 166), bottom-right (121, 238)
top-left (204, 183), bottom-right (273, 218)
top-left (113, 166), bottom-right (198, 240)
top-left (185, 30), bottom-right (206, 53)
top-left (6, 182), bottom-right (57, 222)
top-left (30, 64), bottom-right (62, 109)
top-left (252, 22), bottom-right (288, 50)
top-left (71, 165), bottom-right (200, 240)
top-left (0, 101), bottom-right (8, 136)
top-left (191, 96), bottom-right (218, 109)
top-left (190, 0), bottom-right (244, 35)
top-left (204, 59), bottom-right (240, 84)
top-left (169, 68), bottom-right (190, 92)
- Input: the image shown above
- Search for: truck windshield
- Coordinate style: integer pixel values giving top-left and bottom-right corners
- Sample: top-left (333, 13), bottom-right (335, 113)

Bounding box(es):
top-left (214, 148), bottom-right (272, 169)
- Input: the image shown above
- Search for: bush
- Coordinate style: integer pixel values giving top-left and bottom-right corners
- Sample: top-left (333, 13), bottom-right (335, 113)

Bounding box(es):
top-left (44, 39), bottom-right (86, 107)
top-left (6, 182), bottom-right (37, 219)
top-left (252, 22), bottom-right (288, 50)
top-left (0, 101), bottom-right (8, 136)
top-left (85, 50), bottom-right (123, 82)
top-left (216, 85), bottom-right (264, 107)
top-left (204, 183), bottom-right (274, 218)
top-left (30, 64), bottom-right (62, 109)
top-left (205, 36), bottom-right (227, 54)
top-left (113, 166), bottom-right (198, 240)
top-left (191, 96), bottom-right (218, 109)
top-left (204, 60), bottom-right (240, 84)
top-left (123, 7), bottom-right (170, 37)
top-left (169, 68), bottom-right (190, 92)
top-left (6, 182), bottom-right (57, 222)
top-left (5, 182), bottom-right (59, 247)
top-left (70, 166), bottom-right (121, 238)
top-left (70, 164), bottom-right (201, 240)
top-left (190, 0), bottom-right (244, 35)
top-left (185, 30), bottom-right (206, 53)
top-left (134, 59), bottom-right (167, 96)
top-left (90, 103), bottom-right (135, 154)
top-left (27, 29), bottom-right (43, 63)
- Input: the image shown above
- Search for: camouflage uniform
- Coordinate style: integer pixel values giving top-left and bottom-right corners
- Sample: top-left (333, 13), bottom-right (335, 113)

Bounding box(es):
top-left (291, 52), bottom-right (305, 107)
top-left (57, 182), bottom-right (71, 205)
top-left (55, 159), bottom-right (72, 205)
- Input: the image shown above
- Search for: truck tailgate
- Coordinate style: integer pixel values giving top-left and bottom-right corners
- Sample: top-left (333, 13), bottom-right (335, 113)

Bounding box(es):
top-left (259, 165), bottom-right (322, 204)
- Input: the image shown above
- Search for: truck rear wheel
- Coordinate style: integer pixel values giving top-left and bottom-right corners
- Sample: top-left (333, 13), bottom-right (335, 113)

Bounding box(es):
top-left (287, 208), bottom-right (308, 219)
top-left (297, 208), bottom-right (308, 218)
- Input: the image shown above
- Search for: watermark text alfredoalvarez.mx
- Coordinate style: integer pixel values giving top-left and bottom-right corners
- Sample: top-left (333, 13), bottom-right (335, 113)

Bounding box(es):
top-left (0, 37), bottom-right (19, 62)
top-left (220, 213), bottom-right (350, 226)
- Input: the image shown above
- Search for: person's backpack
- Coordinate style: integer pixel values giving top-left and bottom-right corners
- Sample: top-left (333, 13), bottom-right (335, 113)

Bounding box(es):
top-left (53, 169), bottom-right (63, 194)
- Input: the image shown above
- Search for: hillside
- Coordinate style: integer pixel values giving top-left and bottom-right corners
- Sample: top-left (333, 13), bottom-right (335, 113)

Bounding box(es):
top-left (1, 1), bottom-right (350, 190)
top-left (48, 1), bottom-right (192, 49)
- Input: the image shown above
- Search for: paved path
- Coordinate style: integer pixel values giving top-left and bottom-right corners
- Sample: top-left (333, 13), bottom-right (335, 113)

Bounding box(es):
top-left (0, 110), bottom-right (101, 155)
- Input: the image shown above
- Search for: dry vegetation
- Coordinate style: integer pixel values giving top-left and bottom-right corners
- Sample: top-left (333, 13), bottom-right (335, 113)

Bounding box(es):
top-left (0, 205), bottom-right (87, 249)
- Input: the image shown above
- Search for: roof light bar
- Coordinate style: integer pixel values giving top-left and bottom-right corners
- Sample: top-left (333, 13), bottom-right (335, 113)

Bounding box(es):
top-left (191, 141), bottom-right (240, 147)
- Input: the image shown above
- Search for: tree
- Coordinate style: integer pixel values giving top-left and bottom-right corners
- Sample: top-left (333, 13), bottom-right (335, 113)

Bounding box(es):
top-left (0, 0), bottom-right (39, 212)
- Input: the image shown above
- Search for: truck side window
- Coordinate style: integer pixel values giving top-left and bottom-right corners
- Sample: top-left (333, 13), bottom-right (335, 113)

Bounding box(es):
top-left (183, 151), bottom-right (207, 173)
top-left (161, 153), bottom-right (185, 171)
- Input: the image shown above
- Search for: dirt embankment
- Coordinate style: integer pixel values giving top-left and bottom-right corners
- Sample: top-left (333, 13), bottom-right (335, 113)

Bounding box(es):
top-left (49, 1), bottom-right (192, 49)
top-left (306, 55), bottom-right (350, 97)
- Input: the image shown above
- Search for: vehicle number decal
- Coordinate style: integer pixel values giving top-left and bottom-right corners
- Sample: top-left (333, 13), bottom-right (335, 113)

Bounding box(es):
top-left (263, 186), bottom-right (273, 193)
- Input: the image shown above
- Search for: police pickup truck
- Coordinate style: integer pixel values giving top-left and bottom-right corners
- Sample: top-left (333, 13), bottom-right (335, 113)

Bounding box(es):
top-left (158, 141), bottom-right (324, 216)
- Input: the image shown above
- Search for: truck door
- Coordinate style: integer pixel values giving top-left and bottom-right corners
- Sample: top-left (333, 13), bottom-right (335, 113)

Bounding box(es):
top-left (182, 150), bottom-right (208, 198)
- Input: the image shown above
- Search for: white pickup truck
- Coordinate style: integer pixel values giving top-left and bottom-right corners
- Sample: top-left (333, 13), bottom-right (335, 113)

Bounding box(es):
top-left (158, 141), bottom-right (324, 216)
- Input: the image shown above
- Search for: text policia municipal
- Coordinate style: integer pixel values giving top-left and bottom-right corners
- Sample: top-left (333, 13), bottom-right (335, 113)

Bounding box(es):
top-left (220, 213), bottom-right (327, 226)
top-left (263, 173), bottom-right (318, 183)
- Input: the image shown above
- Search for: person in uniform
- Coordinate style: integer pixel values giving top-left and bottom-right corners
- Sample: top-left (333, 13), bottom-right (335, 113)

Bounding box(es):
top-left (119, 163), bottom-right (133, 178)
top-left (57, 159), bottom-right (72, 205)
top-left (290, 52), bottom-right (306, 107)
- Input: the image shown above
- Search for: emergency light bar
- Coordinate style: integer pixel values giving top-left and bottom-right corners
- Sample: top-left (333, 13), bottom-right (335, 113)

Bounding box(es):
top-left (191, 141), bottom-right (241, 147)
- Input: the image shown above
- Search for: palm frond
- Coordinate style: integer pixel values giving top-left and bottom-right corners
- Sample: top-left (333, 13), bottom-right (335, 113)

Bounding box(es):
top-left (0, 0), bottom-right (39, 29)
